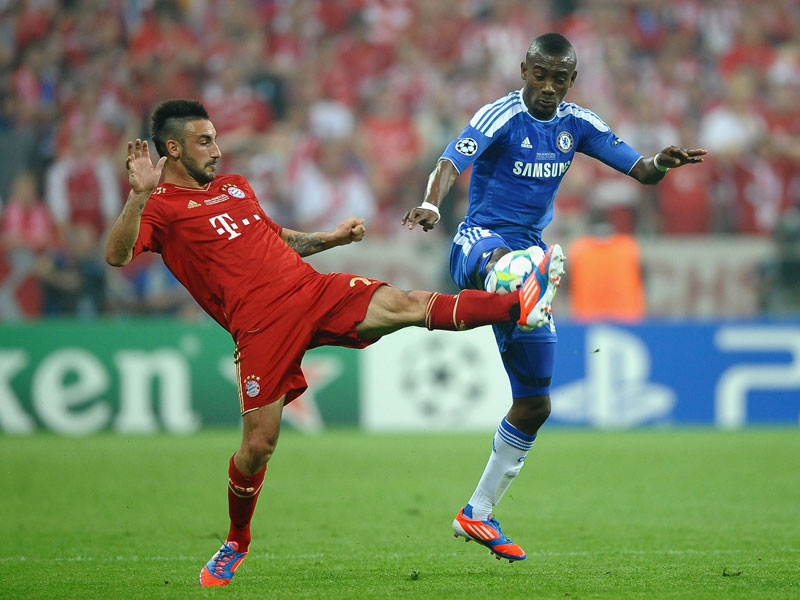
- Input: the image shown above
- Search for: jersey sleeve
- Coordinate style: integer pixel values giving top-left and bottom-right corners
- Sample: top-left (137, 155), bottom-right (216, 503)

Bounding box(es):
top-left (260, 212), bottom-right (283, 237)
top-left (440, 104), bottom-right (508, 173)
top-left (577, 118), bottom-right (642, 175)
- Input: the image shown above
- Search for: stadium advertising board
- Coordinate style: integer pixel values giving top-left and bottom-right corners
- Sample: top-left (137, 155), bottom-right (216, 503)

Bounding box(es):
top-left (361, 322), bottom-right (800, 430)
top-left (2, 320), bottom-right (798, 434)
top-left (0, 321), bottom-right (358, 435)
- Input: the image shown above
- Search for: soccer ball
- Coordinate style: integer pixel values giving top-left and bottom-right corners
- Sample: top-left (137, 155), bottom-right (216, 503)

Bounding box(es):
top-left (485, 248), bottom-right (543, 294)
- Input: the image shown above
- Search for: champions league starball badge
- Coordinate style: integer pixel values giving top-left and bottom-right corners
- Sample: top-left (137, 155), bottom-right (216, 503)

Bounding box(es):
top-left (455, 137), bottom-right (478, 156)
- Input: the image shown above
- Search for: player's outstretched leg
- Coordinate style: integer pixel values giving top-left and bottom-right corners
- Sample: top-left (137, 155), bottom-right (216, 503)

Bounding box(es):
top-left (518, 243), bottom-right (566, 330)
top-left (198, 540), bottom-right (248, 586)
top-left (452, 505), bottom-right (527, 563)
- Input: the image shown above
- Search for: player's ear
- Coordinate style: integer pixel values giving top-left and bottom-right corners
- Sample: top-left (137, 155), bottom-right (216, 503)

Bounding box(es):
top-left (520, 61), bottom-right (527, 80)
top-left (569, 70), bottom-right (578, 87)
top-left (166, 139), bottom-right (181, 159)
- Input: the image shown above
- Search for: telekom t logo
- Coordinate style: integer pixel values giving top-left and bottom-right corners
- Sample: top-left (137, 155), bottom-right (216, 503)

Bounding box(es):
top-left (209, 213), bottom-right (241, 239)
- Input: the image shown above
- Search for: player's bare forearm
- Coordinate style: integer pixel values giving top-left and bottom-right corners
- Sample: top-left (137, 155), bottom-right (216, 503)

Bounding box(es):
top-left (629, 146), bottom-right (708, 185)
top-left (281, 230), bottom-right (330, 257)
top-left (106, 139), bottom-right (165, 266)
top-left (105, 190), bottom-right (149, 266)
top-left (282, 218), bottom-right (366, 257)
top-left (402, 158), bottom-right (458, 231)
top-left (424, 158), bottom-right (459, 207)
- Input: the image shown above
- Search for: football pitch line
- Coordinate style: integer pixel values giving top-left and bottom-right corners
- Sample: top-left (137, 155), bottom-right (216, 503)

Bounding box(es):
top-left (4, 547), bottom-right (797, 563)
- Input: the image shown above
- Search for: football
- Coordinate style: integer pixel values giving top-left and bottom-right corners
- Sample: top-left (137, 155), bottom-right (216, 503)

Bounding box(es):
top-left (485, 248), bottom-right (543, 294)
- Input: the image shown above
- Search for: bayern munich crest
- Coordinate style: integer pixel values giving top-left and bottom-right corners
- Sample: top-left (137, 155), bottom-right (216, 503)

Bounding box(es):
top-left (227, 185), bottom-right (246, 199)
top-left (556, 131), bottom-right (574, 153)
top-left (244, 375), bottom-right (261, 397)
top-left (455, 137), bottom-right (478, 156)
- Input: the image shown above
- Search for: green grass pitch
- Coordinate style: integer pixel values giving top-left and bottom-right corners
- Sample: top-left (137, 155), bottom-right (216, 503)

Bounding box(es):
top-left (2, 429), bottom-right (798, 599)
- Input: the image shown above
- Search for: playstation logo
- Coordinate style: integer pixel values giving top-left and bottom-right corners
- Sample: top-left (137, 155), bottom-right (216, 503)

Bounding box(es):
top-left (551, 325), bottom-right (675, 427)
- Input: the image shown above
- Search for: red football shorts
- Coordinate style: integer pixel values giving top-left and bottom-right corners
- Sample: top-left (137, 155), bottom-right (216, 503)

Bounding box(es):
top-left (234, 272), bottom-right (386, 414)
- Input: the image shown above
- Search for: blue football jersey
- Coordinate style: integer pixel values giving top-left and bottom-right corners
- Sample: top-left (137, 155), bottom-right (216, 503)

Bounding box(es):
top-left (441, 89), bottom-right (642, 249)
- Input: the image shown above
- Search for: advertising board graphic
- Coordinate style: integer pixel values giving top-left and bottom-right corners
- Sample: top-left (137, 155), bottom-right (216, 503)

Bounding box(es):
top-left (2, 320), bottom-right (798, 434)
top-left (361, 322), bottom-right (800, 431)
top-left (0, 321), bottom-right (358, 435)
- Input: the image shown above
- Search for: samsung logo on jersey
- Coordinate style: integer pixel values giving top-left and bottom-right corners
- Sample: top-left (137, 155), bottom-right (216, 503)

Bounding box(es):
top-left (513, 161), bottom-right (571, 178)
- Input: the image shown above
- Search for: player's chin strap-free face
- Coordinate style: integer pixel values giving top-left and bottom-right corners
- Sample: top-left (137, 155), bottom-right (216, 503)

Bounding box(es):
top-left (417, 201), bottom-right (441, 223)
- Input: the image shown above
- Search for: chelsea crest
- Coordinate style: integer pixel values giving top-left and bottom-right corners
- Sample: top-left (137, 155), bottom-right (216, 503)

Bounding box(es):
top-left (556, 131), bottom-right (574, 153)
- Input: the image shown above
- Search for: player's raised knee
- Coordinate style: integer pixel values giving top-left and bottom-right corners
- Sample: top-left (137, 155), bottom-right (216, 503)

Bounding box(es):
top-left (240, 434), bottom-right (278, 468)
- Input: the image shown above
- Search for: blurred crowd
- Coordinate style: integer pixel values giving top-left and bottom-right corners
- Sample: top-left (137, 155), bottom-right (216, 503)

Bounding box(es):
top-left (0, 0), bottom-right (798, 320)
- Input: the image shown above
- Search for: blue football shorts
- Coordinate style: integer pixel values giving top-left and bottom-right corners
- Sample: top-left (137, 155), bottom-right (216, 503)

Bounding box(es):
top-left (448, 223), bottom-right (557, 397)
top-left (499, 340), bottom-right (556, 398)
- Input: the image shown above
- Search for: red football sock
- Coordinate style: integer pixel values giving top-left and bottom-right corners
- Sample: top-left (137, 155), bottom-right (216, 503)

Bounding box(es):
top-left (226, 454), bottom-right (266, 553)
top-left (424, 289), bottom-right (520, 331)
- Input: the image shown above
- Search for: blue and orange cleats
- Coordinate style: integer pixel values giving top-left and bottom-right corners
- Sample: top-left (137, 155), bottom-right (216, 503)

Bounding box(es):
top-left (198, 540), bottom-right (248, 587)
top-left (453, 506), bottom-right (527, 562)
top-left (518, 243), bottom-right (566, 330)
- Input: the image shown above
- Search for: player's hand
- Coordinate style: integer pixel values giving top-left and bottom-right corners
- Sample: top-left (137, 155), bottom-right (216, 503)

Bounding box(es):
top-left (401, 206), bottom-right (439, 232)
top-left (332, 217), bottom-right (366, 246)
top-left (126, 139), bottom-right (167, 195)
top-left (656, 146), bottom-right (708, 168)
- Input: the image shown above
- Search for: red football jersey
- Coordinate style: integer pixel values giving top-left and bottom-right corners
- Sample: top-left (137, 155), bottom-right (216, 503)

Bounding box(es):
top-left (133, 174), bottom-right (317, 339)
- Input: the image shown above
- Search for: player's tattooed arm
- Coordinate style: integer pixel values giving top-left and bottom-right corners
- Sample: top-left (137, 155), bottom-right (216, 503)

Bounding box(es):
top-left (106, 140), bottom-right (166, 267)
top-left (106, 190), bottom-right (150, 266)
top-left (282, 217), bottom-right (366, 257)
top-left (281, 230), bottom-right (329, 257)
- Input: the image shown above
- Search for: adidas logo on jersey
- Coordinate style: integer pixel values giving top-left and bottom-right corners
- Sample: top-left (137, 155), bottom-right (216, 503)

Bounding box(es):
top-left (187, 200), bottom-right (201, 209)
top-left (521, 137), bottom-right (533, 149)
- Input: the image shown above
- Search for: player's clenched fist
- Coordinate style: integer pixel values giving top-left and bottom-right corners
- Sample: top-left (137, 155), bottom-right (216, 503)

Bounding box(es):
top-left (334, 217), bottom-right (366, 245)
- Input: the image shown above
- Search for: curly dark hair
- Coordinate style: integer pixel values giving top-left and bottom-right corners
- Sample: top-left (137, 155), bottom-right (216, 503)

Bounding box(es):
top-left (150, 99), bottom-right (210, 157)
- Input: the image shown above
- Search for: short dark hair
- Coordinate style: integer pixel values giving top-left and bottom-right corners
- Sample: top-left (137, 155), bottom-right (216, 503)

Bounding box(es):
top-left (526, 32), bottom-right (576, 63)
top-left (150, 99), bottom-right (210, 157)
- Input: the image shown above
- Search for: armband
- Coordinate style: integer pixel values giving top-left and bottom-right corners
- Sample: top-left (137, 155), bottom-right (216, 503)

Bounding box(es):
top-left (653, 154), bottom-right (670, 173)
top-left (419, 201), bottom-right (441, 223)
